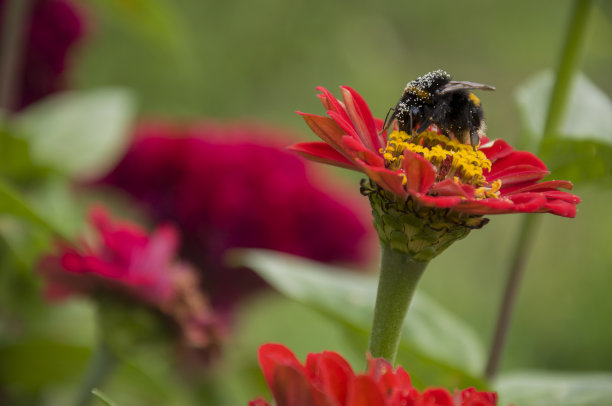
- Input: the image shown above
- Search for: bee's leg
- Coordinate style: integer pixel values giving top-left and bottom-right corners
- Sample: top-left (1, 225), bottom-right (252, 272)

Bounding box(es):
top-left (381, 108), bottom-right (395, 134)
top-left (415, 117), bottom-right (431, 135)
top-left (470, 129), bottom-right (479, 149)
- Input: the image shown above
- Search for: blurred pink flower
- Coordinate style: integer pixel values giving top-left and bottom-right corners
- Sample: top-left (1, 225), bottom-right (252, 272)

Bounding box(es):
top-left (40, 206), bottom-right (220, 354)
top-left (99, 121), bottom-right (375, 311)
top-left (0, 0), bottom-right (85, 110)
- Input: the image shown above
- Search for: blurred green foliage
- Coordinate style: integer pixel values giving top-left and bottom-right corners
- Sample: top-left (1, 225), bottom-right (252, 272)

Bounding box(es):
top-left (1, 0), bottom-right (611, 404)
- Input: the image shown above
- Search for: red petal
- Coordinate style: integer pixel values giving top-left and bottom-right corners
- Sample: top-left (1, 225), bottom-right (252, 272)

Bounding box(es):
top-left (360, 161), bottom-right (408, 198)
top-left (430, 179), bottom-right (475, 198)
top-left (488, 164), bottom-right (549, 185)
top-left (258, 343), bottom-right (303, 391)
top-left (346, 376), bottom-right (386, 406)
top-left (328, 110), bottom-right (362, 144)
top-left (420, 388), bottom-right (454, 406)
top-left (341, 86), bottom-right (384, 152)
top-left (298, 113), bottom-right (349, 155)
top-left (479, 139), bottom-right (513, 161)
top-left (502, 180), bottom-right (573, 195)
top-left (342, 135), bottom-right (385, 167)
top-left (402, 150), bottom-right (436, 194)
top-left (306, 351), bottom-right (355, 406)
top-left (487, 150), bottom-right (547, 176)
top-left (290, 142), bottom-right (359, 171)
top-left (272, 365), bottom-right (319, 406)
top-left (317, 87), bottom-right (351, 123)
top-left (413, 193), bottom-right (463, 208)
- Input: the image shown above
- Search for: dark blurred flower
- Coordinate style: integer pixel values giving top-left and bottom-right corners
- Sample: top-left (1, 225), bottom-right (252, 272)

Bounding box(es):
top-left (249, 343), bottom-right (501, 406)
top-left (0, 0), bottom-right (85, 110)
top-left (39, 206), bottom-right (220, 354)
top-left (291, 86), bottom-right (580, 260)
top-left (99, 121), bottom-right (375, 311)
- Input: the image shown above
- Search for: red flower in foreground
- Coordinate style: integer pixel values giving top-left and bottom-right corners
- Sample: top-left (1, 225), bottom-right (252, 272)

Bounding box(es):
top-left (40, 206), bottom-right (220, 353)
top-left (99, 121), bottom-right (375, 311)
top-left (249, 343), bottom-right (500, 406)
top-left (291, 86), bottom-right (579, 218)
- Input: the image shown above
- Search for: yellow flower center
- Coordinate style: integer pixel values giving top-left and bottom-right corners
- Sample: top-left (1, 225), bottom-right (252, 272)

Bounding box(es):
top-left (381, 131), bottom-right (501, 199)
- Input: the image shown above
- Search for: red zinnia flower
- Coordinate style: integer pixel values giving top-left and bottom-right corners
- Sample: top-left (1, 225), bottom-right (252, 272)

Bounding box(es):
top-left (39, 206), bottom-right (220, 353)
top-left (291, 86), bottom-right (579, 219)
top-left (249, 343), bottom-right (501, 406)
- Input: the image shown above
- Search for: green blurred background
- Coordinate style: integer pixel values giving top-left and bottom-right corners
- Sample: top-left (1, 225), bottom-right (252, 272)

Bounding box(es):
top-left (3, 0), bottom-right (612, 404)
top-left (73, 0), bottom-right (612, 370)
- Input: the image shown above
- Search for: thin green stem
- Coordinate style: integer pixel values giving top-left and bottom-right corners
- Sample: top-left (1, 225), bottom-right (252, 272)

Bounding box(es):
top-left (0, 0), bottom-right (35, 113)
top-left (542, 0), bottom-right (594, 142)
top-left (484, 214), bottom-right (540, 380)
top-left (368, 243), bottom-right (428, 363)
top-left (485, 0), bottom-right (593, 381)
top-left (73, 340), bottom-right (117, 406)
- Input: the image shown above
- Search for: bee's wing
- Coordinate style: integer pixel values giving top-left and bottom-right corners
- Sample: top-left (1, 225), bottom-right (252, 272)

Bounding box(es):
top-left (439, 81), bottom-right (495, 94)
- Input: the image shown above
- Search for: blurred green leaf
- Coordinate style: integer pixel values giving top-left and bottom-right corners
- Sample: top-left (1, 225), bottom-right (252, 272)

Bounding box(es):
top-left (0, 180), bottom-right (69, 239)
top-left (92, 388), bottom-right (119, 406)
top-left (497, 371), bottom-right (612, 406)
top-left (0, 126), bottom-right (49, 181)
top-left (231, 249), bottom-right (485, 383)
top-left (515, 70), bottom-right (612, 184)
top-left (13, 88), bottom-right (135, 180)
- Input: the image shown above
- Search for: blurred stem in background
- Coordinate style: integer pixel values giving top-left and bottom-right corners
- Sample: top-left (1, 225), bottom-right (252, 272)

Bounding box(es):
top-left (0, 0), bottom-right (34, 113)
top-left (485, 0), bottom-right (594, 381)
top-left (73, 332), bottom-right (118, 406)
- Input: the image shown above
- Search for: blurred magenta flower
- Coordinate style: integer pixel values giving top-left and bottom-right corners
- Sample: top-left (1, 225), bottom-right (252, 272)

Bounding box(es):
top-left (0, 0), bottom-right (85, 110)
top-left (99, 121), bottom-right (375, 311)
top-left (249, 343), bottom-right (501, 406)
top-left (40, 206), bottom-right (220, 353)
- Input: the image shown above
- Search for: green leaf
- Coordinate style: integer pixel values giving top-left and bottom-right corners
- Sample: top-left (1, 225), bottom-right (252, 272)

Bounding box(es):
top-left (0, 180), bottom-right (69, 239)
top-left (230, 249), bottom-right (486, 384)
top-left (515, 70), bottom-right (612, 184)
top-left (497, 371), bottom-right (612, 406)
top-left (92, 388), bottom-right (120, 406)
top-left (13, 88), bottom-right (136, 180)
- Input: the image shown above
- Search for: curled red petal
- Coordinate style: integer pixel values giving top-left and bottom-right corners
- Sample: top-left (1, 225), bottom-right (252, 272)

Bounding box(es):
top-left (402, 150), bottom-right (436, 194)
top-left (489, 165), bottom-right (549, 185)
top-left (290, 142), bottom-right (359, 171)
top-left (316, 86), bottom-right (351, 123)
top-left (258, 343), bottom-right (303, 392)
top-left (341, 86), bottom-right (383, 152)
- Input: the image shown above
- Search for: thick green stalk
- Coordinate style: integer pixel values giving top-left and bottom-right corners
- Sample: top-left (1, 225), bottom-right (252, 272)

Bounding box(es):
top-left (73, 341), bottom-right (117, 406)
top-left (485, 0), bottom-right (593, 381)
top-left (368, 243), bottom-right (428, 363)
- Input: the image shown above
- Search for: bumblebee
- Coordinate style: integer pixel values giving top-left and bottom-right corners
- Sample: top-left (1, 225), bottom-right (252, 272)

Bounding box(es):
top-left (383, 70), bottom-right (495, 147)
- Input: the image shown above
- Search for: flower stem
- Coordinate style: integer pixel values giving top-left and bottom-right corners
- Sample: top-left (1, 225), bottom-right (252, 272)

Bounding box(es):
top-left (484, 0), bottom-right (593, 381)
top-left (0, 0), bottom-right (35, 113)
top-left (368, 243), bottom-right (428, 363)
top-left (484, 214), bottom-right (540, 380)
top-left (73, 340), bottom-right (117, 406)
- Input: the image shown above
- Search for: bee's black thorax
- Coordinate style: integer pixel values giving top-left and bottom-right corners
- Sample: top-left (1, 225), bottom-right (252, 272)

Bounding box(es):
top-left (386, 70), bottom-right (492, 147)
